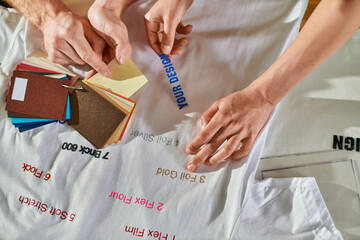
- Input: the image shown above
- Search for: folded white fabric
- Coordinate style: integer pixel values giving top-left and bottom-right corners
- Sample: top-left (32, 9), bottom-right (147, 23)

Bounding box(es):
top-left (233, 178), bottom-right (343, 240)
top-left (0, 1), bottom-right (342, 239)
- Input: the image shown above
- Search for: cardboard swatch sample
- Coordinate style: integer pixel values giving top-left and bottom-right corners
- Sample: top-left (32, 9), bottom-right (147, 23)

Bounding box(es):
top-left (67, 81), bottom-right (126, 148)
top-left (5, 71), bottom-right (69, 121)
top-left (18, 121), bottom-right (55, 132)
top-left (23, 51), bottom-right (79, 87)
top-left (86, 82), bottom-right (136, 144)
top-left (24, 50), bottom-right (78, 77)
top-left (84, 57), bottom-right (148, 98)
top-left (16, 63), bottom-right (62, 75)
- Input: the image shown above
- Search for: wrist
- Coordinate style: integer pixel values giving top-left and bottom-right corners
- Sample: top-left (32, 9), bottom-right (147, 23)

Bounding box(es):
top-left (248, 74), bottom-right (282, 107)
top-left (92, 0), bottom-right (136, 16)
top-left (39, 2), bottom-right (70, 32)
top-left (249, 56), bottom-right (303, 106)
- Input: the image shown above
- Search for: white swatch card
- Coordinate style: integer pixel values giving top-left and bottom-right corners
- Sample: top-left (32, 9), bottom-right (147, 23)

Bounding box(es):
top-left (11, 77), bottom-right (28, 101)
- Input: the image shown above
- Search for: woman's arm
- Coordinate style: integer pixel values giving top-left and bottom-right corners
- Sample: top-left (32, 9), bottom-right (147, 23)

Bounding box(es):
top-left (252, 0), bottom-right (360, 105)
top-left (186, 0), bottom-right (360, 172)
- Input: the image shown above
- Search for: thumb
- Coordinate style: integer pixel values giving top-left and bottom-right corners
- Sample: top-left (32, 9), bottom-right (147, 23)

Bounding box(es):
top-left (108, 22), bottom-right (132, 65)
top-left (115, 40), bottom-right (132, 65)
top-left (161, 20), bottom-right (177, 55)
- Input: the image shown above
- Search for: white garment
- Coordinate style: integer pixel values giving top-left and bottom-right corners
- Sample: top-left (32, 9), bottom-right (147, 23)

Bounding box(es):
top-left (262, 30), bottom-right (360, 158)
top-left (0, 1), bottom-right (342, 239)
top-left (234, 178), bottom-right (343, 240)
top-left (259, 15), bottom-right (360, 238)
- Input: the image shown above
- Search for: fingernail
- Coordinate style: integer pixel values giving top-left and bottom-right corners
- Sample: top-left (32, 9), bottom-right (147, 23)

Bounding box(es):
top-left (162, 45), bottom-right (171, 54)
top-left (187, 163), bottom-right (196, 172)
top-left (103, 70), bottom-right (111, 78)
top-left (120, 55), bottom-right (125, 65)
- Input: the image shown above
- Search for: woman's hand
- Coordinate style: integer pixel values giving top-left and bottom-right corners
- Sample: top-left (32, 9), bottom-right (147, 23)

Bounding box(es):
top-left (86, 1), bottom-right (134, 79)
top-left (144, 0), bottom-right (194, 56)
top-left (88, 2), bottom-right (132, 64)
top-left (186, 86), bottom-right (275, 172)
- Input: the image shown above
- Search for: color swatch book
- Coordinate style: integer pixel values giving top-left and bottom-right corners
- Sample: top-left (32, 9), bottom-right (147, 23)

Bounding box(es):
top-left (6, 63), bottom-right (74, 132)
top-left (5, 51), bottom-right (148, 148)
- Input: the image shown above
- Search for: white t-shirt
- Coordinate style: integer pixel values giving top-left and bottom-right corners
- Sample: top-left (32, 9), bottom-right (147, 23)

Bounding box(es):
top-left (0, 1), bottom-right (342, 239)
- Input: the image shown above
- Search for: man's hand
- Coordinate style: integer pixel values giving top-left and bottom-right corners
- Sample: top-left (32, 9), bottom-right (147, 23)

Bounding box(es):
top-left (144, 0), bottom-right (194, 55)
top-left (5, 0), bottom-right (111, 77)
top-left (185, 86), bottom-right (275, 172)
top-left (42, 10), bottom-right (111, 77)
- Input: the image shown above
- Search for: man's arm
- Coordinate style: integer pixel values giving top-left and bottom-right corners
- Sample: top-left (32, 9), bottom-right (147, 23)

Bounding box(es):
top-left (186, 0), bottom-right (360, 172)
top-left (5, 0), bottom-right (111, 77)
top-left (4, 0), bottom-right (63, 31)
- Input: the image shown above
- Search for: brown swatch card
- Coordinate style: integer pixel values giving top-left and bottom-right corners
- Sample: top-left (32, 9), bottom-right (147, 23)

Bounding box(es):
top-left (67, 81), bottom-right (126, 148)
top-left (5, 71), bottom-right (69, 121)
top-left (7, 111), bottom-right (44, 118)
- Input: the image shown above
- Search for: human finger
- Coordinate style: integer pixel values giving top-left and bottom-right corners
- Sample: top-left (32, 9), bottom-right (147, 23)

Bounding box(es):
top-left (114, 37), bottom-right (131, 65)
top-left (68, 34), bottom-right (111, 78)
top-left (47, 48), bottom-right (78, 66)
top-left (230, 137), bottom-right (255, 160)
top-left (172, 38), bottom-right (188, 49)
top-left (144, 17), bottom-right (161, 55)
top-left (85, 45), bottom-right (115, 80)
top-left (87, 29), bottom-right (106, 59)
top-left (187, 138), bottom-right (224, 172)
top-left (186, 112), bottom-right (228, 154)
top-left (98, 43), bottom-right (115, 63)
top-left (102, 22), bottom-right (132, 65)
top-left (176, 22), bottom-right (192, 35)
top-left (208, 135), bottom-right (242, 165)
top-left (201, 101), bottom-right (219, 126)
top-left (85, 69), bottom-right (97, 80)
top-left (169, 37), bottom-right (189, 55)
top-left (161, 19), bottom-right (178, 55)
top-left (170, 47), bottom-right (183, 55)
top-left (55, 40), bottom-right (85, 65)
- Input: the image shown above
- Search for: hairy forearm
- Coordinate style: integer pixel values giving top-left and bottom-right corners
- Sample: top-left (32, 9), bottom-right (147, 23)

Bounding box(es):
top-left (4, 0), bottom-right (70, 31)
top-left (251, 0), bottom-right (360, 105)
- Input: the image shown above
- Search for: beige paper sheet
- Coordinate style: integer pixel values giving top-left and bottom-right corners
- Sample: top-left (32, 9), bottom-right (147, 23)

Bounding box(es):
top-left (85, 57), bottom-right (148, 98)
top-left (24, 50), bottom-right (78, 77)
